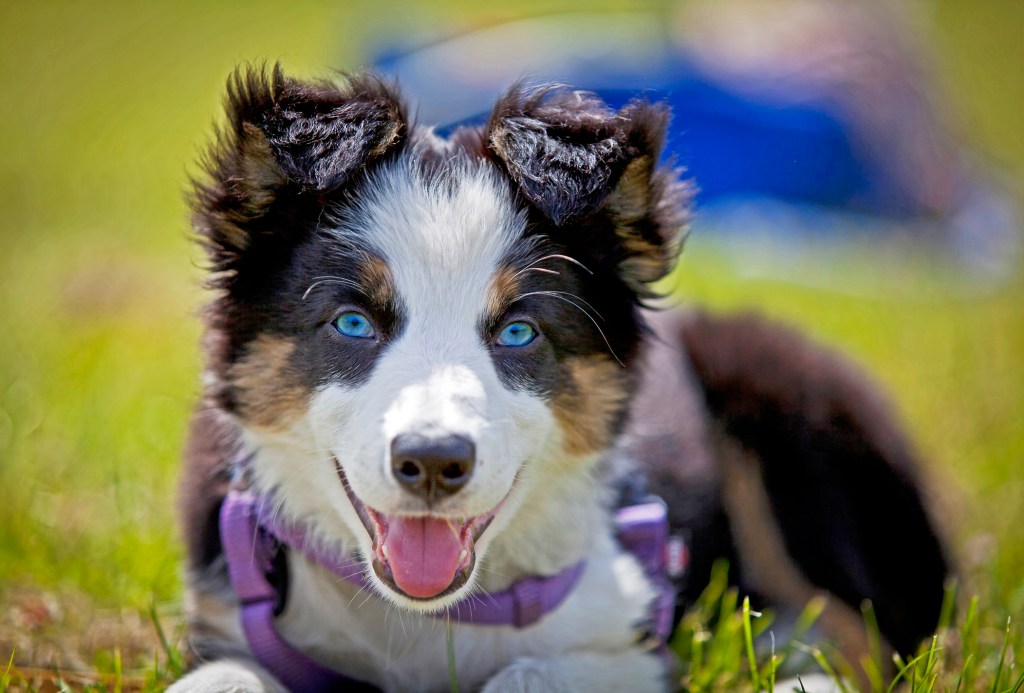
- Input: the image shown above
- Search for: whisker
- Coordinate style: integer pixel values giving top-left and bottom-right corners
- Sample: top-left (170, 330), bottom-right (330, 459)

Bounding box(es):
top-left (510, 265), bottom-right (560, 282)
top-left (302, 277), bottom-right (362, 300)
top-left (479, 586), bottom-right (501, 609)
top-left (515, 290), bottom-right (605, 321)
top-left (345, 581), bottom-right (369, 609)
top-left (514, 292), bottom-right (624, 366)
top-left (475, 565), bottom-right (511, 580)
top-left (312, 205), bottom-right (328, 237)
top-left (356, 589), bottom-right (377, 610)
top-left (533, 253), bottom-right (593, 275)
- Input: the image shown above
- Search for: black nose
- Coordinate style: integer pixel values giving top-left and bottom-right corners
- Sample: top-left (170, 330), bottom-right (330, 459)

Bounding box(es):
top-left (390, 434), bottom-right (476, 503)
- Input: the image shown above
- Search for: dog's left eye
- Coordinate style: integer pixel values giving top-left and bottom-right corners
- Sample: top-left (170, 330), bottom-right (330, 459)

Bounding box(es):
top-left (496, 321), bottom-right (537, 347)
top-left (333, 311), bottom-right (376, 339)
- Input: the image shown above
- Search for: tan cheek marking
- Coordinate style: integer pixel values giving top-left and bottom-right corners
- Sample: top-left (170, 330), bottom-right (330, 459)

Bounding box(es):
top-left (552, 356), bottom-right (630, 457)
top-left (226, 335), bottom-right (308, 431)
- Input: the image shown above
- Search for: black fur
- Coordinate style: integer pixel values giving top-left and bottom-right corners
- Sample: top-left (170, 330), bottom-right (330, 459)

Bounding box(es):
top-left (193, 64), bottom-right (406, 271)
top-left (675, 312), bottom-right (950, 655)
top-left (487, 85), bottom-right (638, 225)
top-left (486, 84), bottom-right (691, 297)
top-left (256, 73), bottom-right (405, 193)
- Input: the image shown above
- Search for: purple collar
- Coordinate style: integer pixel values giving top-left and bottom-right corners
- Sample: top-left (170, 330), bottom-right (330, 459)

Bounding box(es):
top-left (219, 488), bottom-right (680, 692)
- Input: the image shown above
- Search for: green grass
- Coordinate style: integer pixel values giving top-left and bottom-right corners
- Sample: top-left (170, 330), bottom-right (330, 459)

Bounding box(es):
top-left (1, 1), bottom-right (1022, 690)
top-left (670, 566), bottom-right (1024, 693)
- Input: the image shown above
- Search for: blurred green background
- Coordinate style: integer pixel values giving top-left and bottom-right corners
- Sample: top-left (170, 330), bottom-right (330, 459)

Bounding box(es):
top-left (0, 0), bottom-right (1022, 674)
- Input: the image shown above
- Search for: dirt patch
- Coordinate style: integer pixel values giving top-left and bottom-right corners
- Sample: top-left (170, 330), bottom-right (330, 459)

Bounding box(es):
top-left (1, 585), bottom-right (182, 690)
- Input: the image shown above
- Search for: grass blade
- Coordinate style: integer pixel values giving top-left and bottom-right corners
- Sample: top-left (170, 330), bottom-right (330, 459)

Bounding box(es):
top-left (794, 643), bottom-right (851, 693)
top-left (938, 578), bottom-right (958, 633)
top-left (861, 600), bottom-right (885, 692)
top-left (990, 616), bottom-right (1011, 693)
top-left (690, 628), bottom-right (706, 682)
top-left (953, 654), bottom-right (972, 693)
top-left (792, 596), bottom-right (827, 643)
top-left (923, 634), bottom-right (941, 687)
top-left (743, 596), bottom-right (761, 691)
top-left (2, 649), bottom-right (14, 691)
top-left (961, 595), bottom-right (980, 691)
top-left (887, 648), bottom-right (941, 693)
top-left (147, 601), bottom-right (183, 679)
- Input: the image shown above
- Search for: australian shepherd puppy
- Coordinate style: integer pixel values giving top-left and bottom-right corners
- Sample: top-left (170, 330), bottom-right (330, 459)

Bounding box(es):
top-left (173, 66), bottom-right (949, 692)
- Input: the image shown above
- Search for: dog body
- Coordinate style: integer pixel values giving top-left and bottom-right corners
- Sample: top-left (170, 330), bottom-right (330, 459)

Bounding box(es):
top-left (174, 67), bottom-right (948, 692)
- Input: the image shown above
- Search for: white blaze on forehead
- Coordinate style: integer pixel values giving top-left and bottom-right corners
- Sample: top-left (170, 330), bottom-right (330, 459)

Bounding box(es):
top-left (331, 155), bottom-right (526, 326)
top-left (381, 363), bottom-right (488, 438)
top-left (325, 153), bottom-right (541, 465)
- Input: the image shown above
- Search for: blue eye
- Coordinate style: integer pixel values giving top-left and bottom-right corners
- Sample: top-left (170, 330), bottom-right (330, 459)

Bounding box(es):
top-left (496, 321), bottom-right (537, 347)
top-left (333, 311), bottom-right (375, 339)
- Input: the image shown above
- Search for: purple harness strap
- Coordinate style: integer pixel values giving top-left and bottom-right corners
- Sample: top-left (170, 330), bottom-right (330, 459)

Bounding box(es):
top-left (616, 502), bottom-right (677, 643)
top-left (221, 492), bottom-right (364, 692)
top-left (220, 489), bottom-right (679, 692)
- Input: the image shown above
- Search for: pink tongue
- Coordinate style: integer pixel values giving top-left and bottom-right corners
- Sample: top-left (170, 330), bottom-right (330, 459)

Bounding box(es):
top-left (383, 516), bottom-right (464, 598)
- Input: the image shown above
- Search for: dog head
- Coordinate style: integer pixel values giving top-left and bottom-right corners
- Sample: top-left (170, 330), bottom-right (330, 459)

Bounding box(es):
top-left (193, 65), bottom-right (690, 609)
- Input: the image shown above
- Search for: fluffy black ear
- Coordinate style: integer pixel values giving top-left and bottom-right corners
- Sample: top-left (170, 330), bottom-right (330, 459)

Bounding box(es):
top-left (487, 85), bottom-right (692, 294)
top-left (192, 64), bottom-right (406, 272)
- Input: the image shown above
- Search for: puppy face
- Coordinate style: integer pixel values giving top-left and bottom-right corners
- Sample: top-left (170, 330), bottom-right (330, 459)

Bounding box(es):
top-left (193, 66), bottom-right (689, 609)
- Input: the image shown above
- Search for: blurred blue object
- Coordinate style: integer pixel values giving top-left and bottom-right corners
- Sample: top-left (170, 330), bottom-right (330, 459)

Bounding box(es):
top-left (372, 6), bottom-right (1019, 277)
top-left (379, 48), bottom-right (876, 216)
top-left (571, 84), bottom-right (876, 218)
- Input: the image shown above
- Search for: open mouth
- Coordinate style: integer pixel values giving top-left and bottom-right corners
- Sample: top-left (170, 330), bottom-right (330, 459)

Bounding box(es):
top-left (337, 461), bottom-right (500, 600)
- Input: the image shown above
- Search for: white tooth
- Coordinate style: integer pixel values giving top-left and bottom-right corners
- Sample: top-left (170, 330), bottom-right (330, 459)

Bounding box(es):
top-left (458, 549), bottom-right (469, 564)
top-left (381, 544), bottom-right (390, 560)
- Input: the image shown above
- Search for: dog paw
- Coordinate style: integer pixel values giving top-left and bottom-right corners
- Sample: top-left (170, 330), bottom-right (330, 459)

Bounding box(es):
top-left (481, 658), bottom-right (563, 693)
top-left (482, 652), bottom-right (666, 693)
top-left (167, 660), bottom-right (284, 693)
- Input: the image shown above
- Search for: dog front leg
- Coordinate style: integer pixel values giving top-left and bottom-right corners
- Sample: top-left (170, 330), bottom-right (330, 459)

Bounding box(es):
top-left (167, 659), bottom-right (287, 693)
top-left (481, 650), bottom-right (668, 693)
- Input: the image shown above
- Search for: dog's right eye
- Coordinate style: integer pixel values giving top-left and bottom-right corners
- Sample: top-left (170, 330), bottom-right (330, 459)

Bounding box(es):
top-left (496, 321), bottom-right (537, 347)
top-left (333, 311), bottom-right (376, 339)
